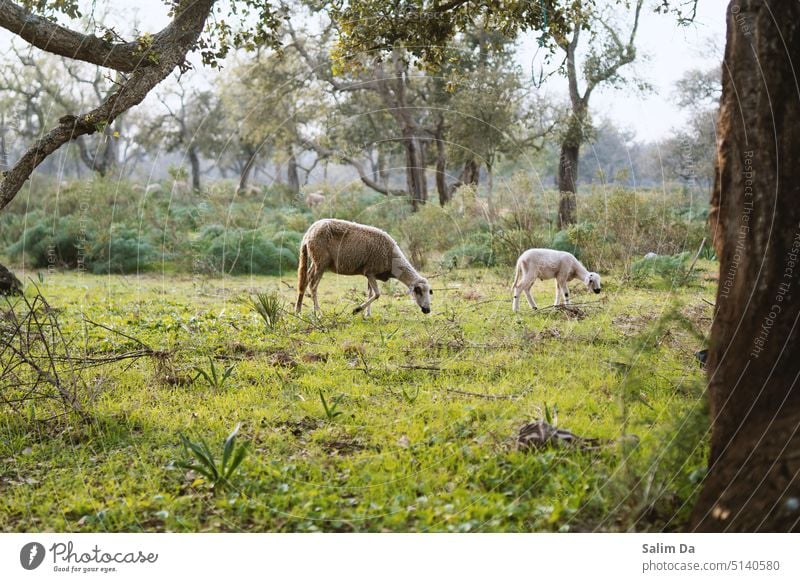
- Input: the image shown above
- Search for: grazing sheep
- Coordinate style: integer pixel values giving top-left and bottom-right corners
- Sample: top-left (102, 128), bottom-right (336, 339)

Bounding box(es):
top-left (295, 219), bottom-right (432, 316)
top-left (511, 249), bottom-right (601, 311)
top-left (644, 252), bottom-right (658, 260)
top-left (144, 183), bottom-right (163, 194)
top-left (305, 191), bottom-right (326, 208)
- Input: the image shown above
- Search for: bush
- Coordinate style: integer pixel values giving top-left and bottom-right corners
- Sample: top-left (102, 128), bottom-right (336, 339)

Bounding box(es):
top-left (7, 218), bottom-right (92, 269)
top-left (89, 226), bottom-right (155, 274)
top-left (630, 252), bottom-right (697, 287)
top-left (442, 232), bottom-right (495, 268)
top-left (200, 226), bottom-right (297, 276)
top-left (399, 204), bottom-right (462, 268)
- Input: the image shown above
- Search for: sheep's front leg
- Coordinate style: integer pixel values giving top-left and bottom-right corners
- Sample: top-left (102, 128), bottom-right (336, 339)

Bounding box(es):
top-left (563, 281), bottom-right (571, 305)
top-left (363, 280), bottom-right (373, 316)
top-left (353, 275), bottom-right (380, 316)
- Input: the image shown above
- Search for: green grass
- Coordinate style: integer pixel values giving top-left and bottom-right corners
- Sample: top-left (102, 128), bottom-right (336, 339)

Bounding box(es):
top-left (0, 263), bottom-right (716, 532)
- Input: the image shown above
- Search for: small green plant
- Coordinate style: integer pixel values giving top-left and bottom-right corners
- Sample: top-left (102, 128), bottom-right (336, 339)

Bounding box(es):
top-left (177, 423), bottom-right (249, 493)
top-left (401, 385), bottom-right (420, 404)
top-left (318, 389), bottom-right (343, 420)
top-left (250, 291), bottom-right (283, 329)
top-left (193, 357), bottom-right (235, 389)
top-left (543, 402), bottom-right (559, 427)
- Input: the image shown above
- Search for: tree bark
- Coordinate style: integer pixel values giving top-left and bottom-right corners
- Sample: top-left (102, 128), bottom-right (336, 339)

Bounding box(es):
top-left (0, 113), bottom-right (8, 171)
top-left (434, 125), bottom-right (449, 206)
top-left (238, 147), bottom-right (257, 193)
top-left (403, 133), bottom-right (427, 211)
top-left (188, 144), bottom-right (201, 192)
top-left (557, 143), bottom-right (579, 228)
top-left (287, 147), bottom-right (300, 194)
top-left (690, 0), bottom-right (800, 532)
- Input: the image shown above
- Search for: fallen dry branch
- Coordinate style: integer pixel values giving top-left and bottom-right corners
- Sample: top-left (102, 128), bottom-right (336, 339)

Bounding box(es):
top-left (445, 388), bottom-right (520, 400)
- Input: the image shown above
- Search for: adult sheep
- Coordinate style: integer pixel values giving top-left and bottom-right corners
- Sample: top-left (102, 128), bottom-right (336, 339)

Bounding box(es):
top-left (512, 249), bottom-right (601, 311)
top-left (295, 219), bottom-right (433, 316)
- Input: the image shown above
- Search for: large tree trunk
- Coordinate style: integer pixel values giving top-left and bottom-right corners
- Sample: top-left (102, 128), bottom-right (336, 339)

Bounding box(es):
top-left (378, 149), bottom-right (389, 192)
top-left (238, 147), bottom-right (257, 193)
top-left (404, 133), bottom-right (427, 211)
top-left (434, 123), bottom-right (449, 206)
top-left (188, 144), bottom-right (201, 192)
top-left (557, 143), bottom-right (578, 228)
top-left (690, 0), bottom-right (800, 532)
top-left (287, 147), bottom-right (300, 194)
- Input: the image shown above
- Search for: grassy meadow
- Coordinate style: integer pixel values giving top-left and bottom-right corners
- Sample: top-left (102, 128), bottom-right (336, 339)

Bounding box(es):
top-left (0, 260), bottom-right (714, 532)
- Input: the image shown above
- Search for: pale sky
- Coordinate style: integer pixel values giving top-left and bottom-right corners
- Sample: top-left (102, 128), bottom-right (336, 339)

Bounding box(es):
top-left (2, 0), bottom-right (729, 142)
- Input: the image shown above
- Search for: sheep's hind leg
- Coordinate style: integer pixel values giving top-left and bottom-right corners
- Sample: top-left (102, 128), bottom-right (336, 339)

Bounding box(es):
top-left (512, 285), bottom-right (521, 312)
top-left (309, 267), bottom-right (324, 314)
top-left (522, 278), bottom-right (538, 310)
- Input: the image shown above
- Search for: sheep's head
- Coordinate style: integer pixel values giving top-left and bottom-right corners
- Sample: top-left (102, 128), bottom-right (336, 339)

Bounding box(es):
top-left (585, 272), bottom-right (602, 294)
top-left (410, 279), bottom-right (433, 314)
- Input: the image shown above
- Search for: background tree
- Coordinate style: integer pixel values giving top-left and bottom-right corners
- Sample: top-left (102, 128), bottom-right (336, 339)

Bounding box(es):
top-left (221, 49), bottom-right (326, 195)
top-left (550, 0), bottom-right (644, 227)
top-left (660, 66), bottom-right (721, 195)
top-left (139, 77), bottom-right (222, 192)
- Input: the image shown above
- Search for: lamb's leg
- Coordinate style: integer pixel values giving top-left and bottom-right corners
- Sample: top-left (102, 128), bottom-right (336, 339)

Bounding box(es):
top-left (563, 281), bottom-right (571, 305)
top-left (524, 285), bottom-right (538, 309)
top-left (554, 279), bottom-right (563, 306)
top-left (517, 268), bottom-right (537, 310)
top-left (353, 275), bottom-right (380, 315)
top-left (512, 263), bottom-right (522, 312)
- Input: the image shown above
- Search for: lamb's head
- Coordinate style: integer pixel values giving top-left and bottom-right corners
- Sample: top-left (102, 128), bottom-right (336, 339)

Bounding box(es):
top-left (409, 279), bottom-right (433, 314)
top-left (585, 272), bottom-right (602, 294)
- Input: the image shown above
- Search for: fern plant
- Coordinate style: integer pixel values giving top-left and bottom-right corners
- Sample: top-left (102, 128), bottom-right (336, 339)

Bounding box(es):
top-left (250, 291), bottom-right (283, 329)
top-left (177, 423), bottom-right (248, 493)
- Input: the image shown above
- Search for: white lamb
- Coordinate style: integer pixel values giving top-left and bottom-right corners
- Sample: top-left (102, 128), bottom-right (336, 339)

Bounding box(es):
top-left (295, 218), bottom-right (432, 316)
top-left (511, 249), bottom-right (601, 311)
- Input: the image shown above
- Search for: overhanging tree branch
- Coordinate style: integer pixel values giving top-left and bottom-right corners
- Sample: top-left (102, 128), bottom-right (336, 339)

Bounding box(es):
top-left (0, 0), bottom-right (152, 73)
top-left (0, 0), bottom-right (217, 211)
